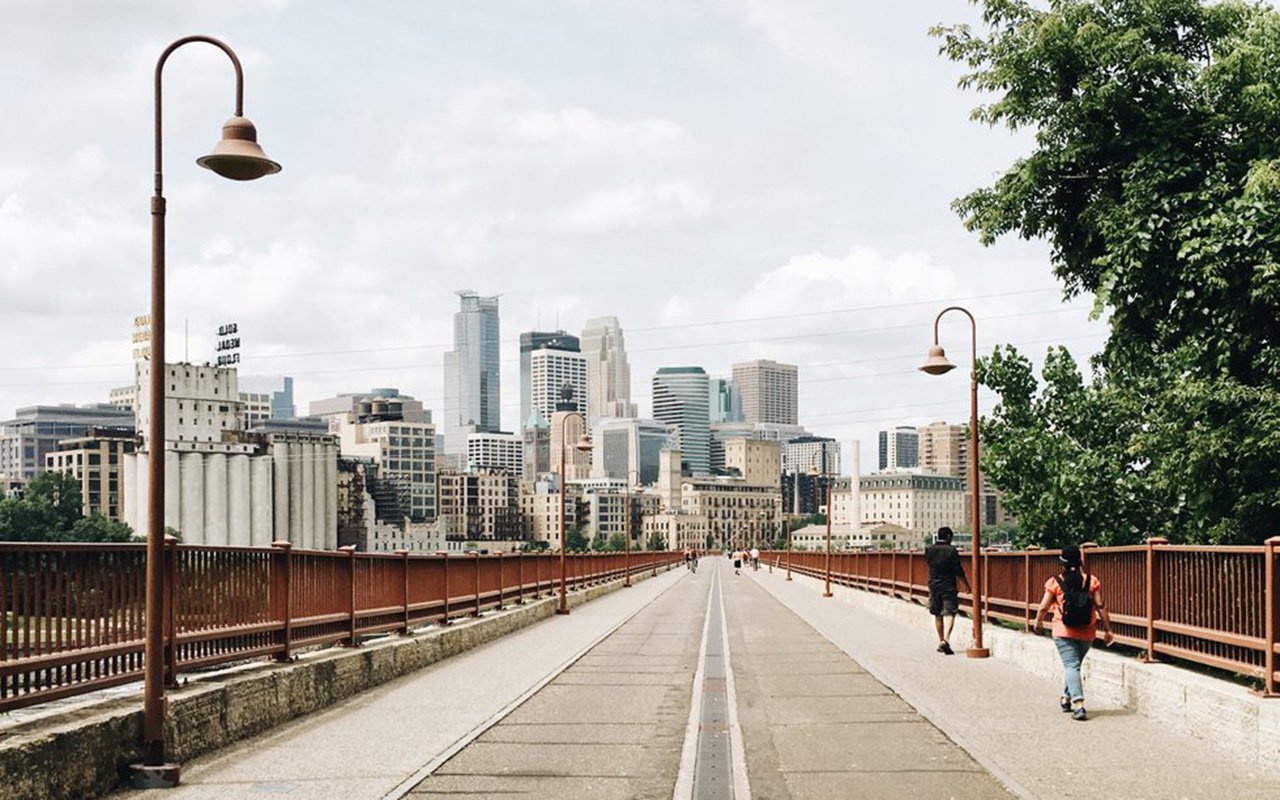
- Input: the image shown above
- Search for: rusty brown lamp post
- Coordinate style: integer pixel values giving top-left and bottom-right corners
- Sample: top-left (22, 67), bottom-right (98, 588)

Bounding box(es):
top-left (133, 36), bottom-right (281, 788)
top-left (556, 411), bottom-right (591, 615)
top-left (920, 306), bottom-right (990, 658)
top-left (623, 469), bottom-right (641, 587)
top-left (810, 454), bottom-right (834, 598)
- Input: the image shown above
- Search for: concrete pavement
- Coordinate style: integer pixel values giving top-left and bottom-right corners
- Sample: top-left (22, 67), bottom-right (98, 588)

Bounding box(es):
top-left (406, 559), bottom-right (711, 798)
top-left (722, 566), bottom-right (1013, 800)
top-left (750, 566), bottom-right (1280, 800)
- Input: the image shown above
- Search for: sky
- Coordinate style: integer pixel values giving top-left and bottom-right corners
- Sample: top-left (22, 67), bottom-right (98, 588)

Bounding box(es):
top-left (0, 0), bottom-right (1108, 474)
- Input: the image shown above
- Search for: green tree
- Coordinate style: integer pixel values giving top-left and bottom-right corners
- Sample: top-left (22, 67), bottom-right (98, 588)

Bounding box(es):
top-left (605, 532), bottom-right (627, 552)
top-left (936, 0), bottom-right (1280, 543)
top-left (564, 526), bottom-right (590, 552)
top-left (0, 472), bottom-right (84, 541)
top-left (67, 513), bottom-right (134, 543)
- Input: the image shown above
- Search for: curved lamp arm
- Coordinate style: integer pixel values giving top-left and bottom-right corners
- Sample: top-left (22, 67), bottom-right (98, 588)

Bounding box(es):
top-left (155, 36), bottom-right (244, 193)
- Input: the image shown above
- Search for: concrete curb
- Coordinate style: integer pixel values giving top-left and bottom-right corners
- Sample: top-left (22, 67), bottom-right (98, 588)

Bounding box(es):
top-left (0, 567), bottom-right (674, 800)
top-left (779, 570), bottom-right (1280, 780)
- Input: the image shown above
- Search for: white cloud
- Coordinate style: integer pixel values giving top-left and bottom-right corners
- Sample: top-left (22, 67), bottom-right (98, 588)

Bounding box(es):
top-left (507, 108), bottom-right (689, 157)
top-left (554, 181), bottom-right (711, 234)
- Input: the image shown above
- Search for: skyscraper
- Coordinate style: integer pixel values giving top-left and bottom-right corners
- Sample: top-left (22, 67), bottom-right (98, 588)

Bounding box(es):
top-left (530, 347), bottom-right (588, 420)
top-left (581, 316), bottom-right (637, 427)
top-left (519, 330), bottom-right (579, 428)
top-left (709, 377), bottom-right (743, 424)
top-left (652, 367), bottom-right (711, 475)
top-left (878, 425), bottom-right (919, 471)
top-left (444, 291), bottom-right (501, 457)
top-left (732, 359), bottom-right (798, 425)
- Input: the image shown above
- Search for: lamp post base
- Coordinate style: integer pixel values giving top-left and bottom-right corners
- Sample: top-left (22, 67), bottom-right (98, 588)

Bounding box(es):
top-left (821, 591), bottom-right (833, 598)
top-left (129, 763), bottom-right (181, 789)
top-left (966, 647), bottom-right (991, 659)
top-left (555, 607), bottom-right (571, 616)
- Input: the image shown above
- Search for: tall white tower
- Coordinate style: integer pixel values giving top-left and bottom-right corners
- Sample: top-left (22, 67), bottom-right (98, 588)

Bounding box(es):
top-left (581, 316), bottom-right (637, 429)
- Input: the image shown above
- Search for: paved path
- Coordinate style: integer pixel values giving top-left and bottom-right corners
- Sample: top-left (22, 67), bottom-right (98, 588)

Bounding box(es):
top-left (406, 558), bottom-right (710, 798)
top-left (722, 566), bottom-right (1012, 800)
top-left (751, 567), bottom-right (1280, 800)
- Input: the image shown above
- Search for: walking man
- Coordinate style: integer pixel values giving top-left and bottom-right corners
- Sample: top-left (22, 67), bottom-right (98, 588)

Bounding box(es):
top-left (925, 526), bottom-right (969, 655)
top-left (749, 545), bottom-right (760, 571)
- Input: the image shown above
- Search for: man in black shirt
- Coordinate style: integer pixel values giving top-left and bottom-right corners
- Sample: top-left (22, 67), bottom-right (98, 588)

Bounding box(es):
top-left (925, 527), bottom-right (970, 655)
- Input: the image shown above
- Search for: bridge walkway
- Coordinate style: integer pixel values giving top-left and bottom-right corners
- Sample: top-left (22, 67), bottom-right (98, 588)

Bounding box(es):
top-left (112, 557), bottom-right (1280, 800)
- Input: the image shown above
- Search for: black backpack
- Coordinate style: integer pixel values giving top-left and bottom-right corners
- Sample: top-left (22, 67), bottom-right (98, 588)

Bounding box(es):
top-left (1055, 573), bottom-right (1094, 627)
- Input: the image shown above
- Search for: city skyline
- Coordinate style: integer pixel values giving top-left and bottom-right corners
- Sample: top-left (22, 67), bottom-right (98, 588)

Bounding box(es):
top-left (1, 2), bottom-right (1107, 474)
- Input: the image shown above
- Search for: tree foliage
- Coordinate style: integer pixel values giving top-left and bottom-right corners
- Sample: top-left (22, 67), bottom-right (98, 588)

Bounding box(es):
top-left (937, 0), bottom-right (1280, 544)
top-left (0, 472), bottom-right (135, 542)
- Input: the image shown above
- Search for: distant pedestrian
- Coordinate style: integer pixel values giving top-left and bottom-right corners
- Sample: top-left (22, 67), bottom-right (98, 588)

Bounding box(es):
top-left (925, 527), bottom-right (969, 655)
top-left (749, 546), bottom-right (760, 571)
top-left (733, 549), bottom-right (742, 575)
top-left (1033, 544), bottom-right (1114, 721)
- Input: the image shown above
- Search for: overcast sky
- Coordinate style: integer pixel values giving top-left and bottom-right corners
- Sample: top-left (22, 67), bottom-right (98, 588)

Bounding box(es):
top-left (1, 0), bottom-right (1107, 474)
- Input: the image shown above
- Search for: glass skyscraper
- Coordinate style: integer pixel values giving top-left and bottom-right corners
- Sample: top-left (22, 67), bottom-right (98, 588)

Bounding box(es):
top-left (444, 291), bottom-right (501, 456)
top-left (652, 366), bottom-right (711, 475)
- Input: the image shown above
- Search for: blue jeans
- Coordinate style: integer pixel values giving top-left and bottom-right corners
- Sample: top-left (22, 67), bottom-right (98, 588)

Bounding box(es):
top-left (1054, 637), bottom-right (1092, 702)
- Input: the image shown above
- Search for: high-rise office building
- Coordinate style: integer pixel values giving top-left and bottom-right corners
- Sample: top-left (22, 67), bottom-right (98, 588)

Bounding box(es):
top-left (591, 417), bottom-right (673, 486)
top-left (709, 378), bottom-right (743, 424)
top-left (878, 425), bottom-right (919, 471)
top-left (443, 290), bottom-right (501, 457)
top-left (782, 436), bottom-right (842, 475)
top-left (519, 330), bottom-right (579, 428)
top-left (467, 431), bottom-right (523, 476)
top-left (0, 404), bottom-right (134, 481)
top-left (580, 317), bottom-right (636, 427)
top-left (240, 375), bottom-right (296, 424)
top-left (652, 367), bottom-right (711, 475)
top-left (917, 421), bottom-right (965, 478)
top-left (530, 348), bottom-right (588, 421)
top-left (732, 359), bottom-right (798, 425)
top-left (312, 389), bottom-right (436, 523)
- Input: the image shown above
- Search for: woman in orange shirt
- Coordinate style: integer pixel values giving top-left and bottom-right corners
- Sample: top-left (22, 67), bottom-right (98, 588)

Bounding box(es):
top-left (1032, 545), bottom-right (1113, 721)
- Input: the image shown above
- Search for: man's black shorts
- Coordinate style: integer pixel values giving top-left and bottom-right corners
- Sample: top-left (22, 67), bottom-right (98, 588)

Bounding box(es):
top-left (928, 587), bottom-right (959, 616)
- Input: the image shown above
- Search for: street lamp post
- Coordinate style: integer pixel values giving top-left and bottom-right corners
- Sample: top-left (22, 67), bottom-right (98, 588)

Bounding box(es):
top-left (135, 36), bottom-right (281, 787)
top-left (556, 411), bottom-right (591, 615)
top-left (784, 488), bottom-right (792, 581)
top-left (624, 469), bottom-right (641, 587)
top-left (920, 306), bottom-right (990, 659)
top-left (810, 454), bottom-right (834, 598)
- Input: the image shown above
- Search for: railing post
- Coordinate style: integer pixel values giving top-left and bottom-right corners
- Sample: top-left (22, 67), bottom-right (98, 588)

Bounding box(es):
top-left (982, 547), bottom-right (992, 624)
top-left (496, 552), bottom-right (504, 610)
top-left (516, 551), bottom-right (525, 604)
top-left (441, 551), bottom-right (451, 626)
top-left (472, 552), bottom-right (481, 617)
top-left (397, 549), bottom-right (410, 635)
top-left (1265, 536), bottom-right (1279, 696)
top-left (163, 535), bottom-right (179, 688)
top-left (1024, 546), bottom-right (1040, 629)
top-left (271, 541), bottom-right (292, 662)
top-left (1144, 537), bottom-right (1168, 663)
top-left (340, 545), bottom-right (358, 647)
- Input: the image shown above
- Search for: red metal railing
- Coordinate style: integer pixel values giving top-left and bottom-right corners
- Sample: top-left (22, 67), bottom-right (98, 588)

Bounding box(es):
top-left (0, 543), bottom-right (680, 712)
top-left (770, 537), bottom-right (1280, 694)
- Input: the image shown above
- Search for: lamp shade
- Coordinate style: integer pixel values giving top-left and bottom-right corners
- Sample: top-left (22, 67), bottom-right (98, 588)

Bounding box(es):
top-left (919, 345), bottom-right (956, 375)
top-left (575, 433), bottom-right (593, 452)
top-left (196, 116), bottom-right (281, 181)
